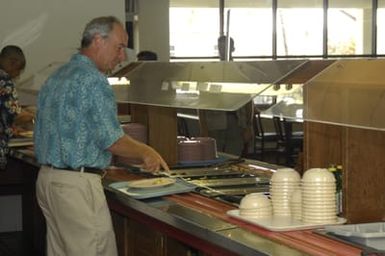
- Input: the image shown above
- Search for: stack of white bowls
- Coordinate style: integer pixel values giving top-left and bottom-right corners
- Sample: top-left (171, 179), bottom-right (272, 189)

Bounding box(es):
top-left (290, 188), bottom-right (302, 220)
top-left (302, 168), bottom-right (337, 224)
top-left (239, 193), bottom-right (272, 218)
top-left (270, 168), bottom-right (301, 217)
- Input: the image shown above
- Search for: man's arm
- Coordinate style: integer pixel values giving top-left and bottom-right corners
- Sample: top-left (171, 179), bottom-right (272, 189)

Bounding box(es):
top-left (108, 134), bottom-right (169, 172)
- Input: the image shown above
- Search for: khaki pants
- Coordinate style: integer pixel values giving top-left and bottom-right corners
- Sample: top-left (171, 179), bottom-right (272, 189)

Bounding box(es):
top-left (36, 166), bottom-right (117, 256)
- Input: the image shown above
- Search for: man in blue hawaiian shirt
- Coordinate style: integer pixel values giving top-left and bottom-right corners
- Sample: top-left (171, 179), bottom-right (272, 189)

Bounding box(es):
top-left (34, 16), bottom-right (169, 256)
top-left (0, 45), bottom-right (33, 170)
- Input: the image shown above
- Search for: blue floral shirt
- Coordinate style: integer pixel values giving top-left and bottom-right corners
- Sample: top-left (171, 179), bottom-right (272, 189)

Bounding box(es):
top-left (0, 69), bottom-right (21, 169)
top-left (34, 53), bottom-right (124, 169)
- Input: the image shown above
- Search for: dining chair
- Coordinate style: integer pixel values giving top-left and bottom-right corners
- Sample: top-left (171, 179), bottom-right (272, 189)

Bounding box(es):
top-left (273, 117), bottom-right (303, 166)
top-left (254, 113), bottom-right (278, 160)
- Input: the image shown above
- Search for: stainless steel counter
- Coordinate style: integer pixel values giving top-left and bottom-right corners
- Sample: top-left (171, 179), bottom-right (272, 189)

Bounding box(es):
top-left (103, 170), bottom-right (308, 256)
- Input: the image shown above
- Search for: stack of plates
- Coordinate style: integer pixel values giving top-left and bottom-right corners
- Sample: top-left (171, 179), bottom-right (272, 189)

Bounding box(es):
top-left (270, 168), bottom-right (301, 217)
top-left (302, 168), bottom-right (337, 224)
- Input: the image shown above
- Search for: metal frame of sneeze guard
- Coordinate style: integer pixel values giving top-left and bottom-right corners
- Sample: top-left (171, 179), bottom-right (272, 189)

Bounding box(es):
top-left (110, 60), bottom-right (307, 111)
top-left (303, 59), bottom-right (385, 131)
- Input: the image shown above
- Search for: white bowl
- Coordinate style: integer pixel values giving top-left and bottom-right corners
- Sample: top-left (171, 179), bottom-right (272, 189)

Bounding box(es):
top-left (302, 168), bottom-right (335, 183)
top-left (301, 183), bottom-right (336, 188)
top-left (271, 198), bottom-right (291, 203)
top-left (239, 193), bottom-right (271, 209)
top-left (270, 181), bottom-right (301, 186)
top-left (290, 189), bottom-right (302, 203)
top-left (302, 186), bottom-right (336, 191)
top-left (302, 192), bottom-right (336, 197)
top-left (302, 205), bottom-right (336, 211)
top-left (269, 191), bottom-right (294, 197)
top-left (270, 185), bottom-right (300, 191)
top-left (302, 194), bottom-right (336, 199)
top-left (302, 189), bottom-right (336, 195)
top-left (302, 199), bottom-right (336, 205)
top-left (271, 168), bottom-right (301, 183)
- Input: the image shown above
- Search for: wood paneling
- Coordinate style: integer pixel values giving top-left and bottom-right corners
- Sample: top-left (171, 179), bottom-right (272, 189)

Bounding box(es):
top-left (303, 122), bottom-right (343, 169)
top-left (343, 127), bottom-right (385, 223)
top-left (130, 104), bottom-right (178, 166)
top-left (127, 219), bottom-right (164, 256)
top-left (147, 106), bottom-right (178, 166)
top-left (304, 122), bottom-right (385, 223)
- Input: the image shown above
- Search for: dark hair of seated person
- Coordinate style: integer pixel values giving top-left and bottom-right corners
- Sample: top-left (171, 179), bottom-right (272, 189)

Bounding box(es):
top-left (137, 50), bottom-right (158, 61)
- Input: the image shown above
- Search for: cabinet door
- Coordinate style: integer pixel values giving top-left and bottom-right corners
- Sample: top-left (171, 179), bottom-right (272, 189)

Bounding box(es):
top-left (112, 211), bottom-right (163, 256)
top-left (111, 210), bottom-right (207, 256)
top-left (165, 236), bottom-right (205, 256)
top-left (127, 219), bottom-right (164, 256)
top-left (111, 211), bottom-right (129, 256)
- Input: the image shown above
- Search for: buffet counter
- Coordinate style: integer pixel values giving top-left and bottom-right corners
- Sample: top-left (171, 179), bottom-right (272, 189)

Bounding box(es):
top-left (104, 168), bottom-right (362, 256)
top-left (4, 148), bottom-right (364, 256)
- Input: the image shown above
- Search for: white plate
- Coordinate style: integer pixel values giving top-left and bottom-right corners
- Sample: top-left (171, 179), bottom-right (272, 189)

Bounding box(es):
top-left (227, 209), bottom-right (346, 232)
top-left (127, 177), bottom-right (176, 189)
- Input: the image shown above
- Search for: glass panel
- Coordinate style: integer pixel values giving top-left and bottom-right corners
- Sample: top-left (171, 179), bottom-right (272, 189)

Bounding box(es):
top-left (328, 0), bottom-right (373, 55)
top-left (113, 60), bottom-right (306, 111)
top-left (378, 0), bottom-right (385, 54)
top-left (225, 1), bottom-right (273, 57)
top-left (304, 59), bottom-right (385, 131)
top-left (277, 0), bottom-right (323, 56)
top-left (260, 84), bottom-right (304, 120)
top-left (169, 1), bottom-right (219, 58)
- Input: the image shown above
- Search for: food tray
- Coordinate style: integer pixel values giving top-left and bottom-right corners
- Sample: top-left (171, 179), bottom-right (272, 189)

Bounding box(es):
top-left (108, 178), bottom-right (196, 199)
top-left (325, 222), bottom-right (385, 251)
top-left (227, 209), bottom-right (346, 232)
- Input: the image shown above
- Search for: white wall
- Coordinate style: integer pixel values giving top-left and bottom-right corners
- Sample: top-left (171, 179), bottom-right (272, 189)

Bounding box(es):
top-left (136, 0), bottom-right (170, 61)
top-left (0, 0), bottom-right (125, 231)
top-left (0, 0), bottom-right (125, 104)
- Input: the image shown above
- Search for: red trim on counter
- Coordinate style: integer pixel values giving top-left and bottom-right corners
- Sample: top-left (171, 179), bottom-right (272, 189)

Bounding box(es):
top-left (167, 193), bottom-right (362, 256)
top-left (108, 196), bottom-right (239, 256)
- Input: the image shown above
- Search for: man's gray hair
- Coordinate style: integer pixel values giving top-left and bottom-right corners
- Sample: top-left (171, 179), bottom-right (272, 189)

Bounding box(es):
top-left (81, 16), bottom-right (122, 48)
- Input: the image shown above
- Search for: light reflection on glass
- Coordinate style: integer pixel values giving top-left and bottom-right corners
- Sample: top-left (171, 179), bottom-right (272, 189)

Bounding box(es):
top-left (108, 77), bottom-right (130, 86)
top-left (169, 80), bottom-right (271, 95)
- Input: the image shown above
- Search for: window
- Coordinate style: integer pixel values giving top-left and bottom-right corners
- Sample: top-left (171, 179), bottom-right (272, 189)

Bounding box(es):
top-left (225, 2), bottom-right (272, 57)
top-left (378, 0), bottom-right (385, 54)
top-left (328, 0), bottom-right (372, 55)
top-left (277, 1), bottom-right (323, 56)
top-left (169, 1), bottom-right (219, 58)
top-left (169, 0), bottom-right (381, 59)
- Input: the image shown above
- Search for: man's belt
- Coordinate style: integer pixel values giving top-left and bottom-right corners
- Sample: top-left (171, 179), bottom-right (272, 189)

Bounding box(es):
top-left (47, 165), bottom-right (106, 177)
